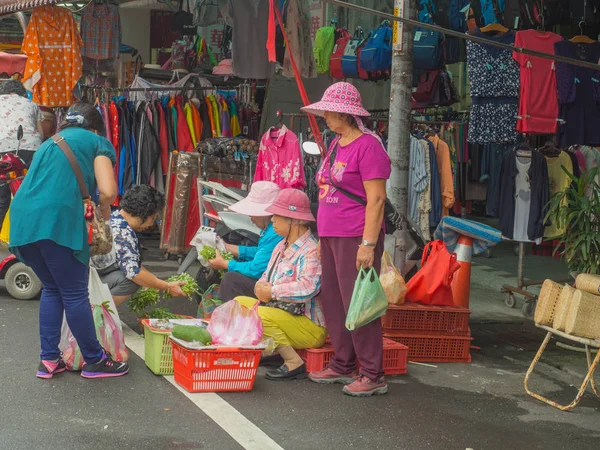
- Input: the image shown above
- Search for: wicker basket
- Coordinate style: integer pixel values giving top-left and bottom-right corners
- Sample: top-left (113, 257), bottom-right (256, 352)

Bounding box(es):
top-left (564, 289), bottom-right (600, 339)
top-left (553, 284), bottom-right (576, 332)
top-left (534, 280), bottom-right (562, 326)
top-left (575, 274), bottom-right (600, 295)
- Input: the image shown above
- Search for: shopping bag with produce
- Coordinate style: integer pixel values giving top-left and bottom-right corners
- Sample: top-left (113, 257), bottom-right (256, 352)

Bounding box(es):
top-left (59, 267), bottom-right (128, 370)
top-left (197, 284), bottom-right (223, 319)
top-left (208, 299), bottom-right (263, 345)
top-left (189, 229), bottom-right (227, 267)
top-left (345, 267), bottom-right (388, 331)
top-left (379, 251), bottom-right (407, 304)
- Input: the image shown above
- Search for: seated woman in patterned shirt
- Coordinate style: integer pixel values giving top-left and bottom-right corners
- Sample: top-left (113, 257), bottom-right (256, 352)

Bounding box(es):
top-left (91, 185), bottom-right (186, 305)
top-left (236, 189), bottom-right (327, 381)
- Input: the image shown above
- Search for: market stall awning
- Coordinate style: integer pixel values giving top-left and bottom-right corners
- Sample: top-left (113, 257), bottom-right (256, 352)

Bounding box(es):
top-left (0, 0), bottom-right (56, 15)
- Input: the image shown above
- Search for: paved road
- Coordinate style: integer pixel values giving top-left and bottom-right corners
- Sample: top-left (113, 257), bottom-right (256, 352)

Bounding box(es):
top-left (1, 289), bottom-right (598, 450)
top-left (1, 238), bottom-right (597, 450)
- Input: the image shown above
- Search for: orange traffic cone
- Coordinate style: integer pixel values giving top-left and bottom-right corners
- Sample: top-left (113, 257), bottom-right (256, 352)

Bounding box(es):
top-left (451, 235), bottom-right (473, 309)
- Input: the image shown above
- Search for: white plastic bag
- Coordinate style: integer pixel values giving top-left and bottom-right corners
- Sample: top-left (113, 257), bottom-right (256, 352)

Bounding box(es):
top-left (189, 228), bottom-right (227, 268)
top-left (59, 267), bottom-right (128, 370)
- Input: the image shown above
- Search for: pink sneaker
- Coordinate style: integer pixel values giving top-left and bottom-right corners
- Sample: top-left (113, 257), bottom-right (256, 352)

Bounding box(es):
top-left (342, 376), bottom-right (388, 397)
top-left (308, 367), bottom-right (356, 385)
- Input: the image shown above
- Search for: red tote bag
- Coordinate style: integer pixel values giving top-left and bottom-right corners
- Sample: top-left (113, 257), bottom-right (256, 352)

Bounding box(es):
top-left (405, 240), bottom-right (461, 306)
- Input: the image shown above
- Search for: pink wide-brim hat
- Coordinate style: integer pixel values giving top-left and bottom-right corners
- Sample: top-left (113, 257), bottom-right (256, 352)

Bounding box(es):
top-left (228, 181), bottom-right (280, 217)
top-left (266, 188), bottom-right (315, 222)
top-left (301, 82), bottom-right (370, 118)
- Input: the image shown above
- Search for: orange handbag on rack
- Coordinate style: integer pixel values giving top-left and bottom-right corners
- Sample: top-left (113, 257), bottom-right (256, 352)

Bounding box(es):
top-left (405, 240), bottom-right (461, 307)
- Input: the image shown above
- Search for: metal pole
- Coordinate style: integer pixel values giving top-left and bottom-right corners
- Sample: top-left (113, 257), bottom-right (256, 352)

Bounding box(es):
top-left (387, 0), bottom-right (413, 216)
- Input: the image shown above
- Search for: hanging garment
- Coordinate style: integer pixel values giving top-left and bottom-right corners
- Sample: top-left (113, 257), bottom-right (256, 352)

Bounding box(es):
top-left (199, 100), bottom-right (213, 141)
top-left (418, 139), bottom-right (432, 240)
top-left (156, 101), bottom-right (169, 174)
top-left (543, 151), bottom-right (573, 238)
top-left (466, 29), bottom-right (520, 144)
top-left (22, 5), bottom-right (83, 107)
top-left (429, 134), bottom-right (455, 217)
top-left (513, 30), bottom-right (563, 134)
top-left (427, 139), bottom-right (442, 229)
top-left (229, 100), bottom-right (242, 137)
top-left (229, 0), bottom-right (274, 79)
top-left (184, 102), bottom-right (197, 147)
top-left (255, 125), bottom-right (306, 189)
top-left (175, 97), bottom-right (194, 152)
top-left (481, 143), bottom-right (512, 216)
top-left (136, 102), bottom-right (161, 185)
top-left (408, 136), bottom-right (428, 224)
top-left (220, 99), bottom-right (232, 137)
top-left (283, 0), bottom-right (317, 79)
top-left (555, 41), bottom-right (600, 147)
top-left (190, 99), bottom-right (203, 144)
top-left (109, 101), bottom-right (121, 183)
top-left (80, 2), bottom-right (121, 60)
top-left (496, 150), bottom-right (549, 241)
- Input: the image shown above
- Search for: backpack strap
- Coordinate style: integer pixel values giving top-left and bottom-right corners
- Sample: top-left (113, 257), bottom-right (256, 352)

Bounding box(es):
top-left (51, 134), bottom-right (90, 200)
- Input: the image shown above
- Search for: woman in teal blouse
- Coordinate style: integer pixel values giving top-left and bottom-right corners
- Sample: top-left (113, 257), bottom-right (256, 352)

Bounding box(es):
top-left (9, 103), bottom-right (129, 380)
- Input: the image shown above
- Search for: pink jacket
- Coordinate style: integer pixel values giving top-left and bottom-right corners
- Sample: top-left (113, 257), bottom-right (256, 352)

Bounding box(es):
top-left (254, 125), bottom-right (306, 190)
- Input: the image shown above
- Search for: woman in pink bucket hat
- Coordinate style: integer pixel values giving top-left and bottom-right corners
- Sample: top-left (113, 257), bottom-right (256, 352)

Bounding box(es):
top-left (236, 189), bottom-right (326, 381)
top-left (302, 82), bottom-right (391, 397)
top-left (209, 181), bottom-right (283, 301)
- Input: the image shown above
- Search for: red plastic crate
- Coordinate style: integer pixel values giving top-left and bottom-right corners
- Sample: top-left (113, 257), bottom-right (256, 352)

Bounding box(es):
top-left (382, 302), bottom-right (471, 336)
top-left (383, 331), bottom-right (472, 363)
top-left (171, 340), bottom-right (262, 393)
top-left (297, 338), bottom-right (408, 375)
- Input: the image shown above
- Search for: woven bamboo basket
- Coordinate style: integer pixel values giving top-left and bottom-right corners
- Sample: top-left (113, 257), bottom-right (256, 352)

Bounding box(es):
top-left (564, 289), bottom-right (600, 339)
top-left (552, 284), bottom-right (576, 332)
top-left (534, 280), bottom-right (563, 326)
top-left (575, 274), bottom-right (600, 295)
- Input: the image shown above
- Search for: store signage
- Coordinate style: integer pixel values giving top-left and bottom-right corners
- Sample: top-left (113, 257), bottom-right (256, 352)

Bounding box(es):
top-left (393, 0), bottom-right (404, 53)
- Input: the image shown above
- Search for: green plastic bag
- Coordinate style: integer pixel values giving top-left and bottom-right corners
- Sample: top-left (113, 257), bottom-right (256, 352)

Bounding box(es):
top-left (197, 284), bottom-right (223, 319)
top-left (345, 268), bottom-right (389, 331)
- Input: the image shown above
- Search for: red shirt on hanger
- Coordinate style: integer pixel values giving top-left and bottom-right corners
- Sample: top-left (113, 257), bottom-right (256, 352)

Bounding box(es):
top-left (513, 30), bottom-right (563, 134)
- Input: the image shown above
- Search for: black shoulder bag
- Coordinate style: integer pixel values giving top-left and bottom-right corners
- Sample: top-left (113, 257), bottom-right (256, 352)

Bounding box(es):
top-left (171, 0), bottom-right (197, 36)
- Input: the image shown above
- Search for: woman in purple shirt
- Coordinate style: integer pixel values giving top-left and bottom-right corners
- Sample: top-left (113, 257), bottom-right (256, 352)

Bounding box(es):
top-left (302, 82), bottom-right (391, 397)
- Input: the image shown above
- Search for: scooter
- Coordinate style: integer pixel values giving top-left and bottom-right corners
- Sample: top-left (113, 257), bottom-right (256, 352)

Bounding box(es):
top-left (0, 126), bottom-right (42, 300)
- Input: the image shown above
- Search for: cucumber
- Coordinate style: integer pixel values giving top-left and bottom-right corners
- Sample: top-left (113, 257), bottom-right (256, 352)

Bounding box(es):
top-left (172, 325), bottom-right (212, 345)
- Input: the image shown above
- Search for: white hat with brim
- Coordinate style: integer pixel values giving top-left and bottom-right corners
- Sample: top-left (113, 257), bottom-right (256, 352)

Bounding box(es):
top-left (228, 181), bottom-right (281, 217)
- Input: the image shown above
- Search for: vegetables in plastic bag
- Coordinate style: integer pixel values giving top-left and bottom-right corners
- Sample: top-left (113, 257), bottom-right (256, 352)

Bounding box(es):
top-left (208, 300), bottom-right (263, 346)
top-left (197, 284), bottom-right (223, 319)
top-left (190, 229), bottom-right (227, 267)
top-left (60, 268), bottom-right (128, 370)
top-left (345, 268), bottom-right (388, 331)
top-left (379, 251), bottom-right (407, 304)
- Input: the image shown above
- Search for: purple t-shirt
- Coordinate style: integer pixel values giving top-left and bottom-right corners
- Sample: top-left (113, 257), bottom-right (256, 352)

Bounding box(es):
top-left (316, 134), bottom-right (391, 237)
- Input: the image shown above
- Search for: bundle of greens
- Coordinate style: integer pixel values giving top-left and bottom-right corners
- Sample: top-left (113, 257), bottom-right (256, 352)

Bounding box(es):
top-left (147, 307), bottom-right (179, 319)
top-left (164, 273), bottom-right (200, 301)
top-left (128, 288), bottom-right (160, 318)
top-left (199, 245), bottom-right (234, 275)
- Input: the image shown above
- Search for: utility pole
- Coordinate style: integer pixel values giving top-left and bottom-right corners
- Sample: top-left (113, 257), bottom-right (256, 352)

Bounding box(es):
top-left (387, 0), bottom-right (415, 216)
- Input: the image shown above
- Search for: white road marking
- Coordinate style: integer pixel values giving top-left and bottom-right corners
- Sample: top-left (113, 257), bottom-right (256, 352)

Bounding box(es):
top-left (122, 324), bottom-right (284, 450)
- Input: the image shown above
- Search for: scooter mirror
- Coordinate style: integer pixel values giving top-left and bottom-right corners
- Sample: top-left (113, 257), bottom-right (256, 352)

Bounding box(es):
top-left (17, 125), bottom-right (23, 141)
top-left (302, 141), bottom-right (321, 156)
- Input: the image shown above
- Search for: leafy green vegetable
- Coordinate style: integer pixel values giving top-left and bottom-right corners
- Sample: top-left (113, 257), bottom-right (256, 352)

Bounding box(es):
top-left (128, 288), bottom-right (160, 318)
top-left (199, 245), bottom-right (234, 263)
top-left (165, 272), bottom-right (200, 301)
top-left (148, 307), bottom-right (179, 319)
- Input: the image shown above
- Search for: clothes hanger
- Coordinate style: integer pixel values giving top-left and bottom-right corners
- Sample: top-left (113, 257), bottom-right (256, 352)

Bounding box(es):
top-left (479, 23), bottom-right (509, 34)
top-left (570, 21), bottom-right (595, 43)
top-left (538, 141), bottom-right (561, 157)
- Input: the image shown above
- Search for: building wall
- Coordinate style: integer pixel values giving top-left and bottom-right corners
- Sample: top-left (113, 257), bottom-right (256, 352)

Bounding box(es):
top-left (120, 8), bottom-right (152, 64)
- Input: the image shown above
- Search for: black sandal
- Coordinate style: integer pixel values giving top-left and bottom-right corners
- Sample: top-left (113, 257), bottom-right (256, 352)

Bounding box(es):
top-left (265, 364), bottom-right (307, 381)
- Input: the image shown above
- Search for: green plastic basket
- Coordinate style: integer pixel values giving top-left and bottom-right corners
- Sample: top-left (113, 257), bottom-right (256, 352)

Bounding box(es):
top-left (142, 317), bottom-right (194, 375)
